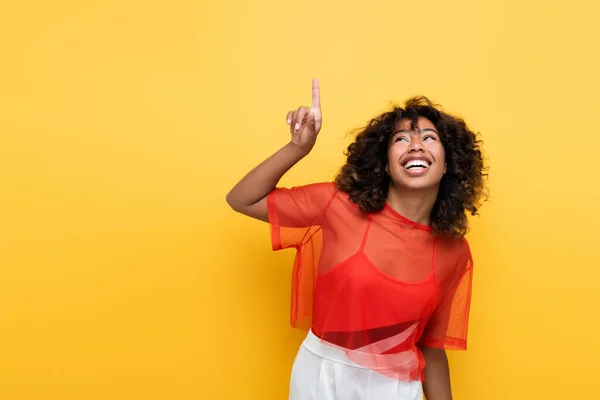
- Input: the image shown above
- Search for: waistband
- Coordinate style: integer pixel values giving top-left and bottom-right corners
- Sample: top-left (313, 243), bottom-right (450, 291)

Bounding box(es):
top-left (301, 329), bottom-right (424, 377)
top-left (301, 329), bottom-right (367, 368)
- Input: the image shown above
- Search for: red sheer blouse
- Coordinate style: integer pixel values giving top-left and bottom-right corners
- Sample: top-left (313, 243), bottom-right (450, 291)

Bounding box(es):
top-left (267, 182), bottom-right (473, 381)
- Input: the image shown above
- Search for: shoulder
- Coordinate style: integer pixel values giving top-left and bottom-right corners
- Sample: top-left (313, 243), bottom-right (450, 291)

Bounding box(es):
top-left (436, 235), bottom-right (473, 266)
top-left (280, 181), bottom-right (336, 192)
top-left (436, 234), bottom-right (470, 252)
top-left (270, 181), bottom-right (336, 196)
top-left (300, 181), bottom-right (337, 192)
top-left (269, 182), bottom-right (339, 209)
top-left (432, 236), bottom-right (473, 288)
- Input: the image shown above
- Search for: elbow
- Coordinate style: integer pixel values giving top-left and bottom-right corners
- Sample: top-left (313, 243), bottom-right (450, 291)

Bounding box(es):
top-left (225, 191), bottom-right (248, 215)
top-left (225, 191), bottom-right (240, 212)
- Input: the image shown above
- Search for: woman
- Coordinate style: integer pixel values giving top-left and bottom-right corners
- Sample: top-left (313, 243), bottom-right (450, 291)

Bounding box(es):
top-left (226, 79), bottom-right (486, 400)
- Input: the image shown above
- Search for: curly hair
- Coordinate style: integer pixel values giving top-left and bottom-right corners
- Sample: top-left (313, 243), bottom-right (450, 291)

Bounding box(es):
top-left (334, 96), bottom-right (487, 238)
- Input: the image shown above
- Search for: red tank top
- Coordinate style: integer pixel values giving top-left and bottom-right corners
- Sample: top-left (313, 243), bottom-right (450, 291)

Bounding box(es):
top-left (267, 182), bottom-right (473, 382)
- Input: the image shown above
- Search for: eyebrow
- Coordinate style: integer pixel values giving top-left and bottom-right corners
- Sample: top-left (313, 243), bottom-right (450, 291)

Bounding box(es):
top-left (393, 128), bottom-right (439, 135)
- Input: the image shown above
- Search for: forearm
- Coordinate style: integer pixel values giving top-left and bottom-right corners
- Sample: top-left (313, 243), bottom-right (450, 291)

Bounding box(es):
top-left (226, 142), bottom-right (307, 221)
top-left (227, 78), bottom-right (321, 221)
top-left (421, 347), bottom-right (452, 400)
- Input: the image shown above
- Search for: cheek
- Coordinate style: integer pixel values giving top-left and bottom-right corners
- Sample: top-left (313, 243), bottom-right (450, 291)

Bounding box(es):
top-left (428, 143), bottom-right (445, 165)
top-left (437, 150), bottom-right (446, 167)
top-left (387, 144), bottom-right (405, 165)
top-left (386, 147), bottom-right (405, 179)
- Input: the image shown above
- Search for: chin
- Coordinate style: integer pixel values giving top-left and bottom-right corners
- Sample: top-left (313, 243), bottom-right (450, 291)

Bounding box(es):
top-left (402, 184), bottom-right (437, 191)
top-left (394, 178), bottom-right (441, 192)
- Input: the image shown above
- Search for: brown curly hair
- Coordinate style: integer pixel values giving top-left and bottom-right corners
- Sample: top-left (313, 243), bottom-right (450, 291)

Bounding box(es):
top-left (334, 96), bottom-right (487, 238)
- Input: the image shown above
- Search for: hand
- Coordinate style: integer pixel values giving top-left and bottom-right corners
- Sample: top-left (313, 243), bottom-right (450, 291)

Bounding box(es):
top-left (286, 78), bottom-right (322, 155)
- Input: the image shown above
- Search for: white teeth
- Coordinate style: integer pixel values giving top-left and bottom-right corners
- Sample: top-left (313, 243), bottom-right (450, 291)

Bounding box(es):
top-left (403, 160), bottom-right (430, 169)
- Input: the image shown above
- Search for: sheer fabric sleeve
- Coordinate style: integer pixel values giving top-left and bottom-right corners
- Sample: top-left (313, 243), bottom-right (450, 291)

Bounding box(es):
top-left (266, 182), bottom-right (337, 250)
top-left (266, 182), bottom-right (337, 331)
top-left (419, 239), bottom-right (474, 350)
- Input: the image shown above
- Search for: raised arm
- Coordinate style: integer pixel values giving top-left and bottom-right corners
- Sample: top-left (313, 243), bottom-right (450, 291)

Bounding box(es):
top-left (225, 78), bottom-right (323, 222)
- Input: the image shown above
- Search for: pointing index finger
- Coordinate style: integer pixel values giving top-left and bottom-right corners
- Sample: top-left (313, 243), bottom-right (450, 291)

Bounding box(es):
top-left (311, 78), bottom-right (321, 109)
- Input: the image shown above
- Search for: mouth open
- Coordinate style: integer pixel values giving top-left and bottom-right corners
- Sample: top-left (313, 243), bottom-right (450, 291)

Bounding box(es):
top-left (402, 159), bottom-right (431, 175)
top-left (402, 158), bottom-right (431, 176)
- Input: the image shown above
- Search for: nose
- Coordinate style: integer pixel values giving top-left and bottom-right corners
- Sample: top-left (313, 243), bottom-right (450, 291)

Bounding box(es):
top-left (407, 136), bottom-right (424, 153)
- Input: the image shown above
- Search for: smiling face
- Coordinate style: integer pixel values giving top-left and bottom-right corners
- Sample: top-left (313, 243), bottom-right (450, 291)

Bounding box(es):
top-left (387, 116), bottom-right (446, 191)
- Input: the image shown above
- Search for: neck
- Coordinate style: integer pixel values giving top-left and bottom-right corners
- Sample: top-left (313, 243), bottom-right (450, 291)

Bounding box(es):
top-left (386, 183), bottom-right (439, 226)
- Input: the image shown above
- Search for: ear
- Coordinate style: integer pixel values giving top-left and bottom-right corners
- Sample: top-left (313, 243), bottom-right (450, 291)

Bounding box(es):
top-left (443, 163), bottom-right (447, 174)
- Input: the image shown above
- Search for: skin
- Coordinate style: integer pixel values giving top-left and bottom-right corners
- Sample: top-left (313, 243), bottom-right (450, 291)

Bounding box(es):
top-left (386, 116), bottom-right (446, 227)
top-left (226, 79), bottom-right (454, 400)
top-left (421, 346), bottom-right (453, 400)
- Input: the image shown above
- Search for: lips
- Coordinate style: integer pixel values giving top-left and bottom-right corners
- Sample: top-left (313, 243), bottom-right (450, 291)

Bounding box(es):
top-left (401, 156), bottom-right (432, 176)
top-left (402, 156), bottom-right (432, 169)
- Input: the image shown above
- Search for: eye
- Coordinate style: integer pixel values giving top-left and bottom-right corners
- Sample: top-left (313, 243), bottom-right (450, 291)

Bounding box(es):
top-left (423, 135), bottom-right (437, 141)
top-left (394, 135), bottom-right (409, 143)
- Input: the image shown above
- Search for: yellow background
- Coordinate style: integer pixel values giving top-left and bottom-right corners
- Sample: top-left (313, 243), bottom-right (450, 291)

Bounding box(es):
top-left (1, 1), bottom-right (599, 399)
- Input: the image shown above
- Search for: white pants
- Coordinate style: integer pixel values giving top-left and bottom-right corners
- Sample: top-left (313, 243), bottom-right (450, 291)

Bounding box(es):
top-left (289, 330), bottom-right (423, 400)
